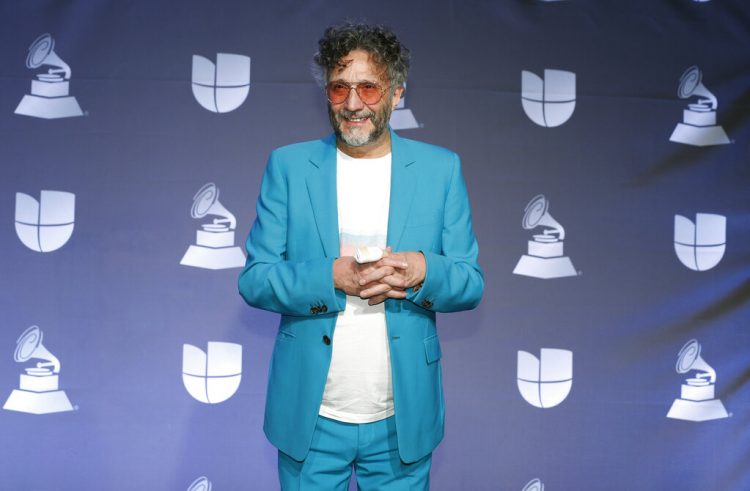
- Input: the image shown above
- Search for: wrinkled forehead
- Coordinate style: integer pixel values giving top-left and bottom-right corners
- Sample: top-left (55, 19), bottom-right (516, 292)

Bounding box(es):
top-left (330, 50), bottom-right (388, 83)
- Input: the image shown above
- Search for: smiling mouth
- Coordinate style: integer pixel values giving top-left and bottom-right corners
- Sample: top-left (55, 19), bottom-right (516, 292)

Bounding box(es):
top-left (339, 109), bottom-right (374, 124)
top-left (342, 114), bottom-right (371, 123)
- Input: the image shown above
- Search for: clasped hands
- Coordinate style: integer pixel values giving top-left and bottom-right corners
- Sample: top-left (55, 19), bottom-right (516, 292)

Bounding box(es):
top-left (333, 247), bottom-right (425, 306)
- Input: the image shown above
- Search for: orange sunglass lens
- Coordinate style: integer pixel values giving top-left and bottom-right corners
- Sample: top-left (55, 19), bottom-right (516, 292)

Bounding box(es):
top-left (357, 84), bottom-right (381, 104)
top-left (327, 83), bottom-right (349, 103)
top-left (327, 83), bottom-right (382, 104)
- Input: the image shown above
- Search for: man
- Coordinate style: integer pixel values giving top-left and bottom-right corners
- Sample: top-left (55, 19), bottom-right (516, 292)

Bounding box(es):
top-left (239, 22), bottom-right (483, 490)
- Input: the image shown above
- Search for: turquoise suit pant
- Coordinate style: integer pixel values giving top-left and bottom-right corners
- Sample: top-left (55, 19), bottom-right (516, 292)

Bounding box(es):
top-left (278, 416), bottom-right (431, 490)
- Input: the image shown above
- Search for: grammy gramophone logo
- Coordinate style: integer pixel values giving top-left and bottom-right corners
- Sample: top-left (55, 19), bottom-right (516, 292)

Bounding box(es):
top-left (180, 182), bottom-right (246, 270)
top-left (389, 82), bottom-right (420, 130)
top-left (187, 476), bottom-right (212, 491)
top-left (15, 33), bottom-right (83, 119)
top-left (4, 326), bottom-right (74, 414)
top-left (669, 66), bottom-right (730, 147)
top-left (513, 195), bottom-right (577, 279)
top-left (667, 339), bottom-right (729, 422)
top-left (522, 478), bottom-right (544, 491)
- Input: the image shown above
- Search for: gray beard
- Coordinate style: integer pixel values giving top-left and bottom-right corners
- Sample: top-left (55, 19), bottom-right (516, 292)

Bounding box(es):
top-left (329, 105), bottom-right (392, 147)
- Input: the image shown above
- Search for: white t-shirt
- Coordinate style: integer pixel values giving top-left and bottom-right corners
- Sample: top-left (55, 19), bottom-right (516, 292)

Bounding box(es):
top-left (318, 149), bottom-right (394, 424)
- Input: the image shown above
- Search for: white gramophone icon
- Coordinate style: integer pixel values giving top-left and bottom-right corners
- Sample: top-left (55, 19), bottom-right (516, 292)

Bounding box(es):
top-left (3, 326), bottom-right (74, 414)
top-left (669, 66), bottom-right (729, 146)
top-left (522, 478), bottom-right (544, 491)
top-left (513, 195), bottom-right (576, 279)
top-left (389, 82), bottom-right (420, 130)
top-left (667, 339), bottom-right (729, 422)
top-left (187, 476), bottom-right (212, 491)
top-left (180, 182), bottom-right (246, 270)
top-left (14, 33), bottom-right (83, 119)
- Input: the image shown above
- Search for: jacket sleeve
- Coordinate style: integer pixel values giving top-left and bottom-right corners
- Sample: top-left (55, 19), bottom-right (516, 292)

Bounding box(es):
top-left (238, 151), bottom-right (346, 316)
top-left (406, 153), bottom-right (484, 313)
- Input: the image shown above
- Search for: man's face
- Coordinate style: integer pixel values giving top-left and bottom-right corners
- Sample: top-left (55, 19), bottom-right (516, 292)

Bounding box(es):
top-left (327, 49), bottom-right (402, 149)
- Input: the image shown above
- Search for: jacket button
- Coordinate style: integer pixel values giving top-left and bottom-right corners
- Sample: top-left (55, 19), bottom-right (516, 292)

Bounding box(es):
top-left (322, 335), bottom-right (331, 345)
top-left (321, 305), bottom-right (328, 313)
top-left (421, 299), bottom-right (433, 309)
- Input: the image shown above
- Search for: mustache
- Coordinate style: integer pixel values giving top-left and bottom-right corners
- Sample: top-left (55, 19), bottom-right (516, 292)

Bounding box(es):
top-left (337, 108), bottom-right (376, 119)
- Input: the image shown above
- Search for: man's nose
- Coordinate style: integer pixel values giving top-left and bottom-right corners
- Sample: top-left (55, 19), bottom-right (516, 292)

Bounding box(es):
top-left (344, 86), bottom-right (365, 111)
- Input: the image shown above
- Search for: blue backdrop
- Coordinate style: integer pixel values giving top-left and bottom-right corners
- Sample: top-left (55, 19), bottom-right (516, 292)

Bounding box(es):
top-left (0, 1), bottom-right (748, 490)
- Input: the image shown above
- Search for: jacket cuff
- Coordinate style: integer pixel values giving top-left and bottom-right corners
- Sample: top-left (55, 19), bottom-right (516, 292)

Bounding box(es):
top-left (407, 251), bottom-right (436, 310)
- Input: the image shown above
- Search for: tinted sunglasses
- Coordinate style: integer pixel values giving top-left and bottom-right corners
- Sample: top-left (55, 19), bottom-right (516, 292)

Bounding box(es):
top-left (326, 81), bottom-right (387, 105)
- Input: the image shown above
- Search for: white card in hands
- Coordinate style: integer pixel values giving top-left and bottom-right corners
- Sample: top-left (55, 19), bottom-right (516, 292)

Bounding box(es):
top-left (354, 246), bottom-right (386, 264)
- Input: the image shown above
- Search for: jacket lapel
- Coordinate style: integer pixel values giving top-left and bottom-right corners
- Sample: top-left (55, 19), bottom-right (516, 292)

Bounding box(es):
top-left (387, 130), bottom-right (418, 251)
top-left (306, 130), bottom-right (418, 258)
top-left (306, 135), bottom-right (340, 258)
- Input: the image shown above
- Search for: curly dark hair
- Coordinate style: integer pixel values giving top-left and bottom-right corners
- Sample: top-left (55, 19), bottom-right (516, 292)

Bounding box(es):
top-left (312, 22), bottom-right (410, 89)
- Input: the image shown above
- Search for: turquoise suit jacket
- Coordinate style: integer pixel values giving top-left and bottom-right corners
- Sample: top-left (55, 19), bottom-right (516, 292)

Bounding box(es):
top-left (238, 129), bottom-right (483, 463)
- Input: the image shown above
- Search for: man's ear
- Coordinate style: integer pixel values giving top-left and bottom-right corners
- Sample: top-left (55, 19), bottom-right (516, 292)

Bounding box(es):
top-left (392, 85), bottom-right (405, 110)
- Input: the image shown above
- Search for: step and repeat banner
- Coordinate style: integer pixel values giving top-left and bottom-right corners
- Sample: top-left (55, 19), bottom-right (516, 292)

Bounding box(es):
top-left (0, 1), bottom-right (748, 490)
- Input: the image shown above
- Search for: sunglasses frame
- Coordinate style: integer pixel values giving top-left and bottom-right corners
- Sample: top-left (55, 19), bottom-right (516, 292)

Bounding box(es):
top-left (325, 81), bottom-right (390, 105)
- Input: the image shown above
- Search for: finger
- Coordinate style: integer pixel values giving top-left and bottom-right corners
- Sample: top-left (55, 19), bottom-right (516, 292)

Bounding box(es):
top-left (357, 259), bottom-right (392, 275)
top-left (367, 288), bottom-right (406, 305)
top-left (368, 294), bottom-right (388, 306)
top-left (359, 282), bottom-right (392, 299)
top-left (356, 263), bottom-right (378, 275)
top-left (384, 288), bottom-right (407, 299)
top-left (359, 266), bottom-right (395, 285)
top-left (375, 256), bottom-right (408, 270)
top-left (381, 251), bottom-right (403, 261)
top-left (379, 274), bottom-right (408, 289)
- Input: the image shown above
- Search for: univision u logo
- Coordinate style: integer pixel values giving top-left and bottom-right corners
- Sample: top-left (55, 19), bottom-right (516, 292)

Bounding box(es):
top-left (517, 348), bottom-right (572, 408)
top-left (521, 69), bottom-right (576, 127)
top-left (192, 53), bottom-right (250, 113)
top-left (15, 190), bottom-right (75, 252)
top-left (674, 213), bottom-right (726, 271)
top-left (182, 342), bottom-right (242, 404)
